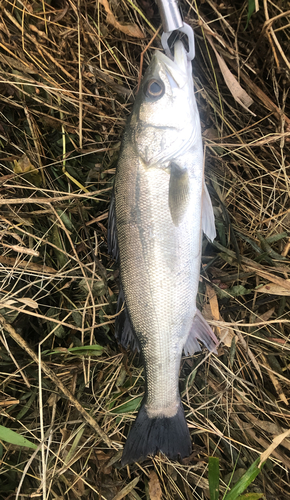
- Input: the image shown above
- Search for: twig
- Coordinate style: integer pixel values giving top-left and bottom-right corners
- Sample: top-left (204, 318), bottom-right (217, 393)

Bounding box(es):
top-left (137, 27), bottom-right (161, 92)
top-left (0, 312), bottom-right (116, 449)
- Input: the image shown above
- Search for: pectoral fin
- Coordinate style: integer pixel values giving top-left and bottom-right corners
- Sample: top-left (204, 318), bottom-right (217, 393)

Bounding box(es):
top-left (202, 182), bottom-right (216, 242)
top-left (183, 310), bottom-right (218, 355)
top-left (169, 163), bottom-right (190, 226)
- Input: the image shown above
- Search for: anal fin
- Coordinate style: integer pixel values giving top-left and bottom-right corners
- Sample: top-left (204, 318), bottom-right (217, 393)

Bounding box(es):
top-left (115, 285), bottom-right (139, 352)
top-left (183, 309), bottom-right (218, 355)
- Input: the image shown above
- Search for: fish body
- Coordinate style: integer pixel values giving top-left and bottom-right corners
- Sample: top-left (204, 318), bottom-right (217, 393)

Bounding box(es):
top-left (108, 41), bottom-right (217, 465)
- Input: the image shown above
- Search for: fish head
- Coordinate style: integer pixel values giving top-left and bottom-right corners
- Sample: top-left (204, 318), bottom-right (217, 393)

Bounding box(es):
top-left (131, 41), bottom-right (201, 166)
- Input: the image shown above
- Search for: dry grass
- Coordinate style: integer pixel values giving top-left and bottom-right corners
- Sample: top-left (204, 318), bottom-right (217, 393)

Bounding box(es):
top-left (0, 1), bottom-right (290, 499)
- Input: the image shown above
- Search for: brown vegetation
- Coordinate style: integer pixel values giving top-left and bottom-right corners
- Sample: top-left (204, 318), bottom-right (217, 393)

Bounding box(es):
top-left (0, 1), bottom-right (290, 498)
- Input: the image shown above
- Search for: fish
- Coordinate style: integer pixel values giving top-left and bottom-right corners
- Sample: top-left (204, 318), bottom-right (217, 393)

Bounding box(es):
top-left (107, 40), bottom-right (218, 465)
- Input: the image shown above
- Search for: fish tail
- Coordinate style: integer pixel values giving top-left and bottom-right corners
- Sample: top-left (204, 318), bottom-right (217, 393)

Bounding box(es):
top-left (121, 400), bottom-right (192, 466)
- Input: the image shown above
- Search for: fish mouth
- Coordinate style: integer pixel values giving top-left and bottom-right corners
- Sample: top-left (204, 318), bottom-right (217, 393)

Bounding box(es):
top-left (154, 40), bottom-right (190, 88)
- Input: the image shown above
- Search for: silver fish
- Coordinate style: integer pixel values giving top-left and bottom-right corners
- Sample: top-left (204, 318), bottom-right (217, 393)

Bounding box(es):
top-left (108, 41), bottom-right (217, 465)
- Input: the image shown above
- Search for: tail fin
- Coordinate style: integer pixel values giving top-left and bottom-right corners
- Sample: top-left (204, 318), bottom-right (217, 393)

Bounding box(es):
top-left (121, 401), bottom-right (192, 466)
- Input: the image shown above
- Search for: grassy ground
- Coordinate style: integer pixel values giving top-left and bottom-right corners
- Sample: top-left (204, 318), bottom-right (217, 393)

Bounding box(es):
top-left (0, 1), bottom-right (290, 499)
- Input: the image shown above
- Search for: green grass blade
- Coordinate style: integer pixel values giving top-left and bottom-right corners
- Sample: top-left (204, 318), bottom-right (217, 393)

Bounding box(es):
top-left (224, 458), bottom-right (263, 500)
top-left (0, 425), bottom-right (37, 450)
top-left (111, 396), bottom-right (142, 414)
top-left (246, 0), bottom-right (258, 29)
top-left (66, 344), bottom-right (104, 355)
top-left (208, 457), bottom-right (220, 500)
top-left (16, 391), bottom-right (37, 420)
top-left (50, 344), bottom-right (104, 356)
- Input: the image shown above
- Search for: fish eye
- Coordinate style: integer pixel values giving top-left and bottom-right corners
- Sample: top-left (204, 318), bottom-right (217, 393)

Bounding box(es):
top-left (144, 79), bottom-right (165, 99)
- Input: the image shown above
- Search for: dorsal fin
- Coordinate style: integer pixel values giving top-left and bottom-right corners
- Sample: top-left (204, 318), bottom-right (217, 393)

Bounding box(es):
top-left (107, 189), bottom-right (119, 260)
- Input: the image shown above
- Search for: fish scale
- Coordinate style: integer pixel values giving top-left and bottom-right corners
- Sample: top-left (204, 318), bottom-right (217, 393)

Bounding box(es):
top-left (108, 40), bottom-right (218, 465)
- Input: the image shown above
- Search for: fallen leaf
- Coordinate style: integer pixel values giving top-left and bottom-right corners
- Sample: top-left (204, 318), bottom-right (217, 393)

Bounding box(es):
top-left (203, 127), bottom-right (219, 141)
top-left (13, 154), bottom-right (42, 187)
top-left (246, 266), bottom-right (290, 291)
top-left (259, 428), bottom-right (290, 467)
top-left (99, 0), bottom-right (144, 38)
top-left (205, 283), bottom-right (219, 321)
top-left (17, 298), bottom-right (38, 309)
top-left (0, 255), bottom-right (57, 274)
top-left (148, 471), bottom-right (162, 500)
top-left (219, 326), bottom-right (236, 347)
top-left (47, 393), bottom-right (60, 406)
top-left (258, 306), bottom-right (275, 321)
top-left (204, 284), bottom-right (236, 347)
top-left (260, 354), bottom-right (288, 405)
top-left (72, 477), bottom-right (85, 497)
top-left (252, 419), bottom-right (290, 453)
top-left (0, 299), bottom-right (17, 306)
top-left (207, 36), bottom-right (254, 112)
top-left (256, 282), bottom-right (290, 295)
top-left (111, 477), bottom-right (140, 500)
top-left (250, 416), bottom-right (286, 438)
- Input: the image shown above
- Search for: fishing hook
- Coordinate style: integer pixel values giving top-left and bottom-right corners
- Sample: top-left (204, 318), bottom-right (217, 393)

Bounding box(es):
top-left (155, 0), bottom-right (195, 61)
